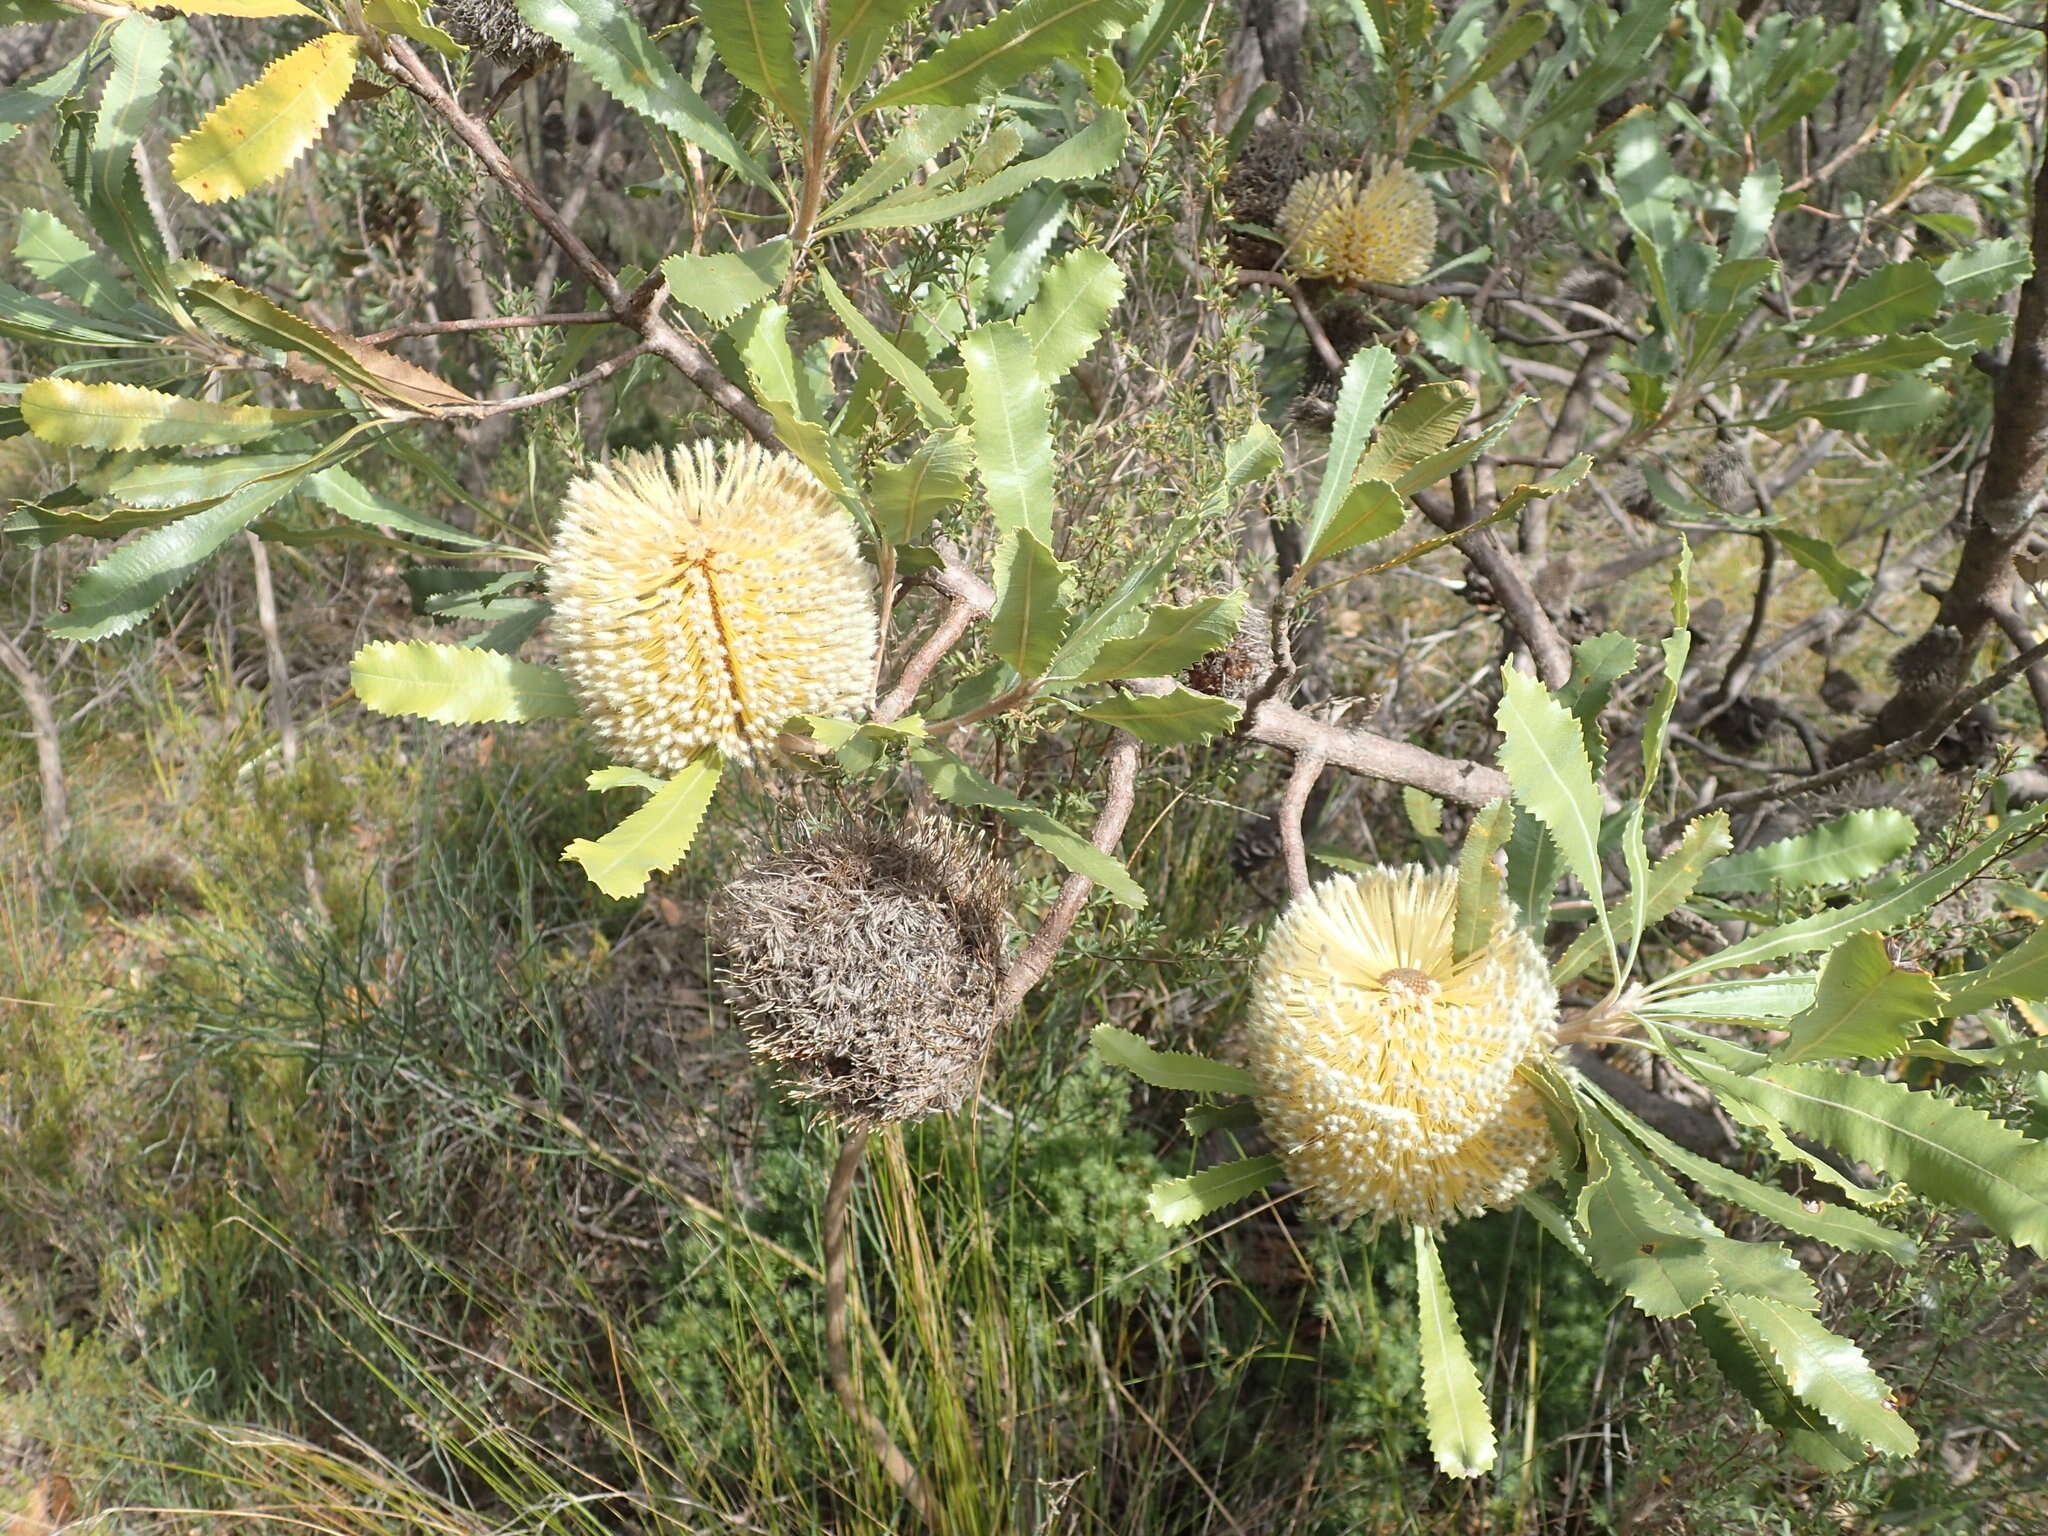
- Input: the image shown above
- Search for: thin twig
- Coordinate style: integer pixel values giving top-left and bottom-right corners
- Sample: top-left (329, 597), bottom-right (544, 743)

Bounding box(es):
top-left (1278, 749), bottom-right (1324, 899)
top-left (359, 311), bottom-right (612, 344)
top-left (1670, 634), bottom-right (2048, 836)
top-left (414, 345), bottom-right (652, 419)
top-left (823, 1132), bottom-right (936, 1528)
top-left (1234, 268), bottom-right (1346, 377)
top-left (382, 40), bottom-right (781, 446)
top-left (1931, 0), bottom-right (2045, 32)
top-left (1699, 530), bottom-right (1777, 720)
top-left (994, 732), bottom-right (1144, 1015)
top-left (1411, 487), bottom-right (1575, 689)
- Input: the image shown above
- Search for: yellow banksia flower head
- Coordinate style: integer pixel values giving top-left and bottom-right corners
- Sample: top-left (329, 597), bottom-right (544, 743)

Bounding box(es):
top-left (1245, 865), bottom-right (1559, 1229)
top-left (548, 442), bottom-right (877, 773)
top-left (1277, 160), bottom-right (1439, 286)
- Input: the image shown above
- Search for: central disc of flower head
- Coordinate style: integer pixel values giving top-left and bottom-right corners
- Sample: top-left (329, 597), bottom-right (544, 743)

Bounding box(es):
top-left (1378, 965), bottom-right (1439, 1001)
top-left (1244, 865), bottom-right (1560, 1230)
top-left (548, 442), bottom-right (878, 773)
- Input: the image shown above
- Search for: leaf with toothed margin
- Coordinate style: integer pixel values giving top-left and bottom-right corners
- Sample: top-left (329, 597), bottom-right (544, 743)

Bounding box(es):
top-left (170, 33), bottom-right (360, 203)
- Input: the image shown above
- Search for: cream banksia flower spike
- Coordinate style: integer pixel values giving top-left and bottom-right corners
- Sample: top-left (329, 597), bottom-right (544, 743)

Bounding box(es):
top-left (1244, 865), bottom-right (1559, 1229)
top-left (1276, 159), bottom-right (1439, 287)
top-left (548, 441), bottom-right (879, 773)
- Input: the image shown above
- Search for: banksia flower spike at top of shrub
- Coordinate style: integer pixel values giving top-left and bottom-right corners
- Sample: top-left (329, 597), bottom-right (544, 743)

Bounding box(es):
top-left (1276, 159), bottom-right (1440, 287)
top-left (1244, 865), bottom-right (1559, 1229)
top-left (548, 441), bottom-right (879, 774)
top-left (717, 817), bottom-right (1012, 1129)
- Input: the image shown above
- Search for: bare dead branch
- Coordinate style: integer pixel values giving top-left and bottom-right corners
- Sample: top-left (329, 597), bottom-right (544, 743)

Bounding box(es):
top-left (0, 632), bottom-right (69, 856)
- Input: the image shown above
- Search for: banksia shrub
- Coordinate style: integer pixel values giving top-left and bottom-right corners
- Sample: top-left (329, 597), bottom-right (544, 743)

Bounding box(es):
top-left (1276, 160), bottom-right (1439, 287)
top-left (1245, 865), bottom-right (1558, 1228)
top-left (547, 442), bottom-right (878, 773)
top-left (717, 818), bottom-right (1012, 1128)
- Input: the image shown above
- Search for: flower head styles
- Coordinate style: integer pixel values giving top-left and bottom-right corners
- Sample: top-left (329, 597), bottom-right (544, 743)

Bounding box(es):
top-left (548, 442), bottom-right (877, 772)
top-left (1276, 160), bottom-right (1439, 287)
top-left (1245, 866), bottom-right (1558, 1229)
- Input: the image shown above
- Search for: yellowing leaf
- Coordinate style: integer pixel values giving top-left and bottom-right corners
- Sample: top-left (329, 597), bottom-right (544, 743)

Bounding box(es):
top-left (170, 32), bottom-right (360, 204)
top-left (21, 378), bottom-right (328, 449)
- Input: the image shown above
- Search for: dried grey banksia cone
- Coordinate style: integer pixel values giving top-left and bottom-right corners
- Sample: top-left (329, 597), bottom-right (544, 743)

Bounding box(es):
top-left (717, 818), bottom-right (1012, 1128)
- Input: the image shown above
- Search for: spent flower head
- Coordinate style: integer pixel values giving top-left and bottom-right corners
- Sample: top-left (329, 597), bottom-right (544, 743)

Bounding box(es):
top-left (1246, 865), bottom-right (1558, 1229)
top-left (718, 817), bottom-right (1012, 1128)
top-left (548, 442), bottom-right (877, 773)
top-left (1277, 160), bottom-right (1439, 287)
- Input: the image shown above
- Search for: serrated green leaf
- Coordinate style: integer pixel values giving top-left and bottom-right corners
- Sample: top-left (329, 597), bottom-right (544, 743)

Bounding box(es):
top-left (963, 321), bottom-right (1053, 540)
top-left (0, 45), bottom-right (92, 150)
top-left (1183, 1101), bottom-right (1260, 1136)
top-left (1806, 261), bottom-right (1942, 338)
top-left (1659, 801), bottom-right (2048, 987)
top-left (1352, 382), bottom-right (1472, 489)
top-left (307, 466), bottom-right (507, 550)
top-left (1497, 665), bottom-right (1614, 967)
top-left (1074, 592), bottom-right (1246, 684)
top-left (169, 32), bottom-right (360, 203)
top-left (865, 0), bottom-right (1148, 110)
top-left (698, 0), bottom-right (806, 123)
top-left (88, 16), bottom-right (178, 307)
top-left (0, 280), bottom-right (153, 347)
top-left (1302, 346), bottom-right (1398, 564)
top-left (21, 380), bottom-right (328, 450)
top-left (821, 103), bottom-right (973, 221)
top-left (85, 452), bottom-right (307, 510)
top-left (1147, 1154), bottom-right (1285, 1227)
top-left (818, 265), bottom-right (954, 428)
top-left (1092, 1023), bottom-right (1256, 1094)
top-left (1392, 392), bottom-right (1522, 495)
top-left (1558, 812), bottom-right (1730, 984)
top-left (869, 431), bottom-right (972, 546)
top-left (823, 109), bottom-right (1126, 231)
top-left (1696, 808), bottom-right (1918, 896)
top-left (1774, 528), bottom-right (1870, 607)
top-left (1773, 933), bottom-right (1948, 1066)
top-left (519, 0), bottom-right (771, 189)
top-left (563, 750), bottom-right (723, 898)
top-left (1637, 974), bottom-right (1818, 1023)
top-left (990, 528), bottom-right (1072, 676)
top-left (50, 471), bottom-right (309, 640)
top-left (832, 0), bottom-right (932, 87)
top-left (661, 240), bottom-right (791, 327)
top-left (1693, 1057), bottom-right (2048, 1253)
top-left (1077, 686), bottom-right (1240, 746)
top-left (1413, 1225), bottom-right (1496, 1477)
top-left (1764, 376), bottom-right (1950, 436)
top-left (1728, 164), bottom-right (1781, 262)
top-left (1943, 921), bottom-right (2048, 1014)
top-left (1578, 1128), bottom-right (1719, 1318)
top-left (350, 640), bottom-right (580, 723)
top-left (913, 742), bottom-right (1144, 907)
top-left (1613, 1093), bottom-right (1917, 1263)
top-left (1017, 246), bottom-right (1123, 383)
top-left (1453, 799), bottom-right (1515, 962)
top-left (1719, 1295), bottom-right (1916, 1457)
top-left (729, 302), bottom-right (850, 494)
top-left (1938, 237), bottom-right (2031, 305)
top-left (14, 210), bottom-right (148, 325)
top-left (1307, 478), bottom-right (1405, 565)
top-left (1695, 1298), bottom-right (1864, 1469)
